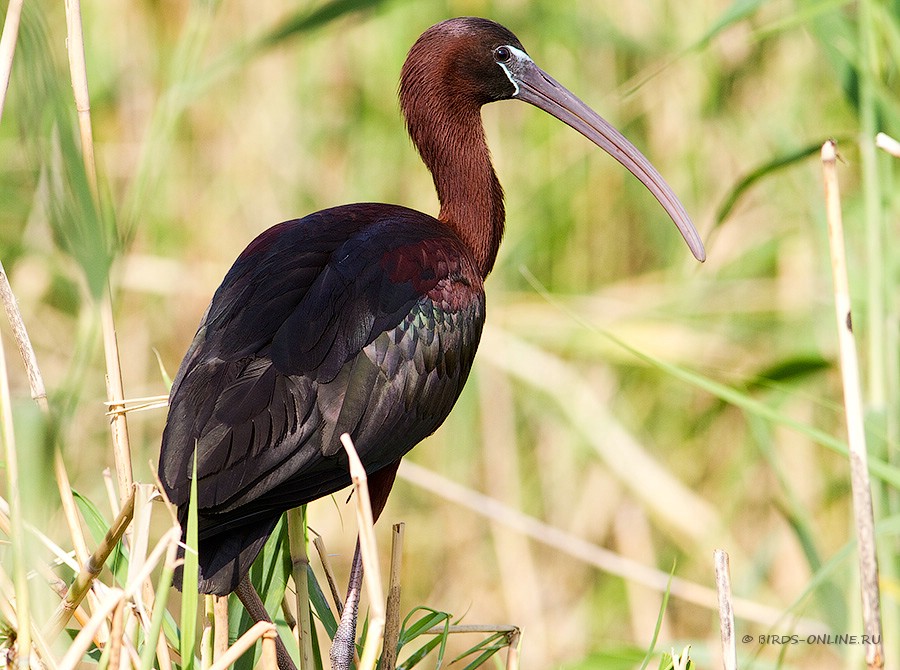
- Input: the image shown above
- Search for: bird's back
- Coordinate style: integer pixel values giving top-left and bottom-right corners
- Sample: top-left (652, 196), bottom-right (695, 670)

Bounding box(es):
top-left (159, 203), bottom-right (486, 594)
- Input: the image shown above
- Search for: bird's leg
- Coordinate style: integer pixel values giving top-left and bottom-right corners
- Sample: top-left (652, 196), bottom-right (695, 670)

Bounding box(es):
top-left (328, 460), bottom-right (401, 670)
top-left (329, 540), bottom-right (363, 669)
top-left (235, 575), bottom-right (298, 670)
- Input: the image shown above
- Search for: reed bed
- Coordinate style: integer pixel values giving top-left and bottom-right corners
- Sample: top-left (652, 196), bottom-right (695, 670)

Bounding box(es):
top-left (0, 0), bottom-right (898, 668)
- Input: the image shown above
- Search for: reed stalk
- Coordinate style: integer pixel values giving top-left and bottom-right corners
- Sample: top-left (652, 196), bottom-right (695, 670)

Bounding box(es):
top-left (287, 506), bottom-right (314, 670)
top-left (714, 550), bottom-right (737, 670)
top-left (339, 434), bottom-right (384, 670)
top-left (821, 140), bottom-right (884, 668)
top-left (0, 335), bottom-right (31, 669)
top-left (380, 522), bottom-right (405, 670)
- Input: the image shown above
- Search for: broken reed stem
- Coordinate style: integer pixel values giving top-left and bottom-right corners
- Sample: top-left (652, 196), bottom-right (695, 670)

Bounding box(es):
top-left (339, 433), bottom-right (385, 670)
top-left (207, 621), bottom-right (277, 670)
top-left (821, 140), bottom-right (884, 669)
top-left (381, 523), bottom-right (405, 670)
top-left (875, 132), bottom-right (900, 158)
top-left (213, 596), bottom-right (229, 661)
top-left (201, 595), bottom-right (214, 670)
top-left (312, 535), bottom-right (344, 616)
top-left (287, 506), bottom-right (315, 670)
top-left (0, 0), bottom-right (24, 126)
top-left (0, 334), bottom-right (31, 669)
top-left (0, 262), bottom-right (47, 409)
top-left (714, 550), bottom-right (737, 670)
top-left (45, 486), bottom-right (136, 641)
top-left (260, 628), bottom-right (278, 670)
top-left (506, 628), bottom-right (521, 670)
top-left (422, 624), bottom-right (520, 635)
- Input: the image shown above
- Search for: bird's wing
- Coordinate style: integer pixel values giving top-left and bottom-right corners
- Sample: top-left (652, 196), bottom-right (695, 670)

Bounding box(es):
top-left (159, 204), bottom-right (484, 529)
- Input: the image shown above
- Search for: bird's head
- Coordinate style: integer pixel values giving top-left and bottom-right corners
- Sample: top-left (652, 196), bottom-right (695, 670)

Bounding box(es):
top-left (400, 17), bottom-right (706, 262)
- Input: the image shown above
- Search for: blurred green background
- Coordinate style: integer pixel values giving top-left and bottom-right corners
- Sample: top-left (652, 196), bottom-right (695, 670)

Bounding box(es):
top-left (1, 0), bottom-right (899, 668)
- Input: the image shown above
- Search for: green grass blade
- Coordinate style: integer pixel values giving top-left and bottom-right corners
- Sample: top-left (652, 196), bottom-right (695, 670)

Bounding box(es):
top-left (395, 609), bottom-right (450, 669)
top-left (72, 490), bottom-right (129, 583)
top-left (180, 449), bottom-right (200, 670)
top-left (691, 0), bottom-right (767, 49)
top-left (306, 564), bottom-right (338, 638)
top-left (713, 141), bottom-right (842, 228)
top-left (638, 564), bottom-right (675, 670)
top-left (139, 548), bottom-right (178, 670)
top-left (451, 632), bottom-right (507, 669)
top-left (251, 0), bottom-right (389, 53)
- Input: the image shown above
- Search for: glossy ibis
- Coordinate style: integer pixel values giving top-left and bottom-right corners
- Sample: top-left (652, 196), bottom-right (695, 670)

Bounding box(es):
top-left (159, 16), bottom-right (705, 669)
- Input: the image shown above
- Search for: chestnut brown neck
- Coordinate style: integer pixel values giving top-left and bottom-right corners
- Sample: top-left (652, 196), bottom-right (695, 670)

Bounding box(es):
top-left (400, 75), bottom-right (505, 278)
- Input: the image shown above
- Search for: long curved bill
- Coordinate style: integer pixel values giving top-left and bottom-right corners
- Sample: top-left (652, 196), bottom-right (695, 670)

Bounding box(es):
top-left (506, 53), bottom-right (706, 262)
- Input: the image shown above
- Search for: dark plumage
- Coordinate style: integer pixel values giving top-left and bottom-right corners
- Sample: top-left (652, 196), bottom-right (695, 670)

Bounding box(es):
top-left (160, 205), bottom-right (484, 593)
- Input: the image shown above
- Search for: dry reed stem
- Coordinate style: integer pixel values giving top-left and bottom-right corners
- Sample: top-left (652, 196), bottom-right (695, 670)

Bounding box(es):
top-left (0, 563), bottom-right (19, 629)
top-left (714, 550), bottom-right (737, 670)
top-left (339, 433), bottom-right (384, 670)
top-left (0, 334), bottom-right (31, 669)
top-left (103, 396), bottom-right (169, 416)
top-left (27, 624), bottom-right (58, 670)
top-left (63, 0), bottom-right (134, 506)
top-left (100, 295), bottom-right (135, 505)
top-left (207, 621), bottom-right (277, 670)
top-left (380, 523), bottom-right (405, 670)
top-left (107, 600), bottom-right (125, 670)
top-left (201, 596), bottom-right (214, 670)
top-left (45, 487), bottom-right (136, 640)
top-left (0, 0), bottom-right (24, 126)
top-left (213, 596), bottom-right (229, 661)
top-left (54, 453), bottom-right (91, 565)
top-left (260, 628), bottom-right (278, 670)
top-left (422, 625), bottom-right (519, 635)
top-left (312, 535), bottom-right (343, 616)
top-left (0, 262), bottom-right (48, 408)
top-left (820, 140), bottom-right (884, 668)
top-left (875, 132), bottom-right (900, 158)
top-left (280, 595), bottom-right (297, 631)
top-left (130, 484), bottom-right (161, 640)
top-left (398, 461), bottom-right (827, 634)
top-left (287, 507), bottom-right (314, 670)
top-left (506, 628), bottom-right (521, 670)
top-left (58, 587), bottom-right (127, 670)
top-left (103, 469), bottom-right (121, 518)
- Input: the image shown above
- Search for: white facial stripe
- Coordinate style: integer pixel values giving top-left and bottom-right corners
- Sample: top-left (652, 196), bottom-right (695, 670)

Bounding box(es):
top-left (497, 45), bottom-right (533, 97)
top-left (498, 61), bottom-right (518, 95)
top-left (508, 45), bottom-right (532, 62)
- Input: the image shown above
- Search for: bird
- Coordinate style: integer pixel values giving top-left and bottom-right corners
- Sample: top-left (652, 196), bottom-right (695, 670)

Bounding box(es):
top-left (158, 16), bottom-right (705, 669)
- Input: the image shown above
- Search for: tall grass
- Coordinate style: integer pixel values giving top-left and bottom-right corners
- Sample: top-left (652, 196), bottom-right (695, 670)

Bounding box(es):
top-left (0, 0), bottom-right (898, 668)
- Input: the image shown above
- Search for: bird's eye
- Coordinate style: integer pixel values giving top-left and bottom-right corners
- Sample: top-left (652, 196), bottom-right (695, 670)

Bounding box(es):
top-left (494, 46), bottom-right (512, 62)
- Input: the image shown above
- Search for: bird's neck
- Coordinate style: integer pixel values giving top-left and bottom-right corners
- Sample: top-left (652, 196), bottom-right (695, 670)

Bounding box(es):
top-left (405, 105), bottom-right (505, 278)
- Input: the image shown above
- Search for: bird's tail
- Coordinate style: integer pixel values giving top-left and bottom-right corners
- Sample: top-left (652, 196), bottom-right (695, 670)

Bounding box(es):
top-left (173, 515), bottom-right (280, 596)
